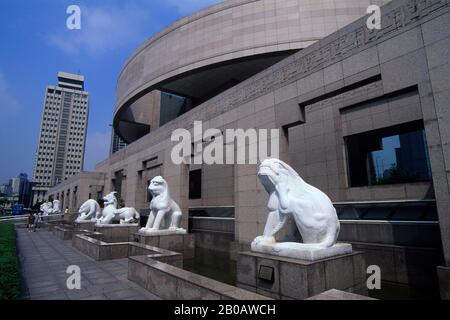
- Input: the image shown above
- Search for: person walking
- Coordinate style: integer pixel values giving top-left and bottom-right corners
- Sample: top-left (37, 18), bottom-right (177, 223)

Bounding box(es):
top-left (27, 212), bottom-right (35, 232)
top-left (33, 212), bottom-right (39, 231)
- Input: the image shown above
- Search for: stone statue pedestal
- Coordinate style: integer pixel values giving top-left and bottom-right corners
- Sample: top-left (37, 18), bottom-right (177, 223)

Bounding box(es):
top-left (94, 223), bottom-right (139, 242)
top-left (135, 232), bottom-right (195, 259)
top-left (74, 220), bottom-right (96, 231)
top-left (138, 228), bottom-right (187, 236)
top-left (251, 241), bottom-right (352, 261)
top-left (237, 250), bottom-right (366, 300)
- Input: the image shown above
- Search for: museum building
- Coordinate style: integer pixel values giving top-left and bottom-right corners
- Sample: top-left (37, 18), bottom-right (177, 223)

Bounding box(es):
top-left (48, 0), bottom-right (450, 298)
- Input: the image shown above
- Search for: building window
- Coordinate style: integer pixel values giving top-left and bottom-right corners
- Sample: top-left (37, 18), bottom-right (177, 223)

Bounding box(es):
top-left (160, 92), bottom-right (193, 126)
top-left (345, 120), bottom-right (431, 187)
top-left (189, 169), bottom-right (202, 199)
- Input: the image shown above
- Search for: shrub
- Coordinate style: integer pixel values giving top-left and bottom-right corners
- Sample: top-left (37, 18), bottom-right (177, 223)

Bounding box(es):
top-left (0, 224), bottom-right (19, 299)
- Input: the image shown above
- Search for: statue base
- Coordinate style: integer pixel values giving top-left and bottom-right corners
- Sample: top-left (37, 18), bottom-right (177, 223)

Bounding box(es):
top-left (95, 222), bottom-right (139, 227)
top-left (137, 228), bottom-right (187, 236)
top-left (74, 220), bottom-right (96, 231)
top-left (135, 231), bottom-right (194, 259)
top-left (54, 225), bottom-right (92, 240)
top-left (237, 250), bottom-right (366, 300)
top-left (94, 223), bottom-right (140, 242)
top-left (251, 240), bottom-right (352, 261)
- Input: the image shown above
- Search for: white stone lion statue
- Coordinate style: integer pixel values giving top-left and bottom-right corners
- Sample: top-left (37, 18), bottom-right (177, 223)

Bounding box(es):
top-left (251, 158), bottom-right (351, 260)
top-left (52, 200), bottom-right (61, 214)
top-left (40, 201), bottom-right (53, 216)
top-left (139, 176), bottom-right (186, 235)
top-left (40, 200), bottom-right (61, 215)
top-left (96, 192), bottom-right (139, 225)
top-left (76, 199), bottom-right (101, 222)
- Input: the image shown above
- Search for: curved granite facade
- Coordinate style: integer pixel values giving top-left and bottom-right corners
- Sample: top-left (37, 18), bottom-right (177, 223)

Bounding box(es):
top-left (114, 0), bottom-right (389, 143)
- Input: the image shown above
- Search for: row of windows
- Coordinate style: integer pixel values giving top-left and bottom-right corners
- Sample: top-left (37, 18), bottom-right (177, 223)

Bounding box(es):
top-left (72, 114), bottom-right (86, 121)
top-left (44, 112), bottom-right (59, 118)
top-left (39, 138), bottom-right (56, 144)
top-left (67, 151), bottom-right (82, 156)
top-left (42, 117), bottom-right (58, 122)
top-left (40, 134), bottom-right (56, 139)
top-left (41, 134), bottom-right (56, 140)
top-left (45, 105), bottom-right (60, 111)
top-left (68, 142), bottom-right (83, 147)
top-left (68, 139), bottom-right (84, 146)
top-left (70, 130), bottom-right (85, 136)
top-left (36, 162), bottom-right (53, 166)
top-left (38, 151), bottom-right (54, 156)
top-left (35, 178), bottom-right (51, 183)
top-left (66, 166), bottom-right (81, 171)
top-left (69, 132), bottom-right (85, 138)
top-left (66, 159), bottom-right (81, 165)
top-left (71, 120), bottom-right (86, 126)
top-left (72, 112), bottom-right (85, 119)
top-left (64, 173), bottom-right (77, 178)
top-left (73, 104), bottom-right (87, 109)
top-left (70, 126), bottom-right (85, 132)
top-left (35, 169), bottom-right (51, 175)
top-left (36, 162), bottom-right (53, 168)
top-left (39, 141), bottom-right (56, 146)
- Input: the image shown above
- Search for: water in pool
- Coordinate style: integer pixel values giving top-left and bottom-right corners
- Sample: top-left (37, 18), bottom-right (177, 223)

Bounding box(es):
top-left (184, 247), bottom-right (439, 299)
top-left (183, 247), bottom-right (236, 286)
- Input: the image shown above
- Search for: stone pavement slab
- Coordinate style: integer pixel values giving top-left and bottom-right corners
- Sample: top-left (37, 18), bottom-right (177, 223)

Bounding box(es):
top-left (16, 228), bottom-right (160, 300)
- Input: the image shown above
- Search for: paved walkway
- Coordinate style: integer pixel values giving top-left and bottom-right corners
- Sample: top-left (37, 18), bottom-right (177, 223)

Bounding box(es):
top-left (17, 228), bottom-right (159, 300)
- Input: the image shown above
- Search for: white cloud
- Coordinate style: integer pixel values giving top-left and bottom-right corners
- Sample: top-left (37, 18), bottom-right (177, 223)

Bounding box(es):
top-left (84, 131), bottom-right (110, 170)
top-left (0, 72), bottom-right (20, 114)
top-left (47, 1), bottom-right (225, 54)
top-left (46, 4), bottom-right (151, 55)
top-left (163, 0), bottom-right (224, 15)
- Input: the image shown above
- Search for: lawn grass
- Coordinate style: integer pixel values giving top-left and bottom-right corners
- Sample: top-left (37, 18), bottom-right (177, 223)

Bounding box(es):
top-left (0, 224), bottom-right (19, 299)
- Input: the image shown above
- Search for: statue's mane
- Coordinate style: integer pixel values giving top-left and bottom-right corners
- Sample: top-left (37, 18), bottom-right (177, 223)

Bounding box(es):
top-left (270, 159), bottom-right (312, 196)
top-left (151, 176), bottom-right (170, 198)
top-left (105, 192), bottom-right (118, 205)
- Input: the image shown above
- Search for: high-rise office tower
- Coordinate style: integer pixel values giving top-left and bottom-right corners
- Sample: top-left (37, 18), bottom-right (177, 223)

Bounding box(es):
top-left (32, 72), bottom-right (89, 205)
top-left (11, 177), bottom-right (21, 195)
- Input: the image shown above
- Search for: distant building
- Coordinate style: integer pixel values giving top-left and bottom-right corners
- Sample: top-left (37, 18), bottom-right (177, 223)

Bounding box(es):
top-left (17, 173), bottom-right (32, 207)
top-left (32, 72), bottom-right (89, 205)
top-left (10, 177), bottom-right (21, 195)
top-left (1, 173), bottom-right (32, 207)
top-left (0, 183), bottom-right (10, 195)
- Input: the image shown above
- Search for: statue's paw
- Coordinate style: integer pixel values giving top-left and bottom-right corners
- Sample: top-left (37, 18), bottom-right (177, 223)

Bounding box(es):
top-left (252, 236), bottom-right (275, 247)
top-left (251, 236), bottom-right (263, 247)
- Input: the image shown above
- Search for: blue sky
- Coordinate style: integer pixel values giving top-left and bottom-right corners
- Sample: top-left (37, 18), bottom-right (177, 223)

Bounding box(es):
top-left (0, 0), bottom-right (222, 184)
